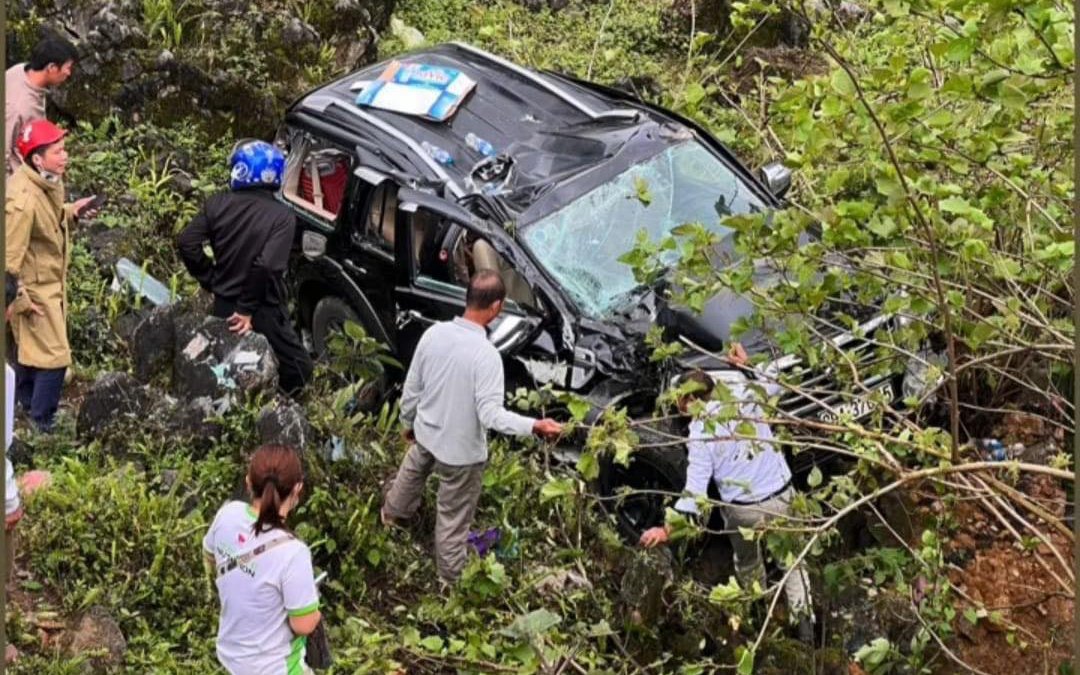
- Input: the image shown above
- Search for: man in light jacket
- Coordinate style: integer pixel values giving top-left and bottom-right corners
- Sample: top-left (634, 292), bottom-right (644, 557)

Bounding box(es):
top-left (382, 271), bottom-right (563, 583)
top-left (5, 120), bottom-right (97, 430)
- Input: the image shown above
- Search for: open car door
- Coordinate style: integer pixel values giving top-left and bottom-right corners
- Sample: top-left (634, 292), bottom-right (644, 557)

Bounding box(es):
top-left (391, 189), bottom-right (544, 360)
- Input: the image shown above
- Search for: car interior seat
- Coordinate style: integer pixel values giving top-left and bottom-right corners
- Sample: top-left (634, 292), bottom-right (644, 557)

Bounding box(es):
top-left (471, 239), bottom-right (536, 309)
top-left (299, 150), bottom-right (349, 216)
top-left (374, 185), bottom-right (397, 248)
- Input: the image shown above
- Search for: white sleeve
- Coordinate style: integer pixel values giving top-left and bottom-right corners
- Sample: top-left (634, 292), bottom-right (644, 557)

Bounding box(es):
top-left (473, 348), bottom-right (535, 437)
top-left (282, 545), bottom-right (320, 618)
top-left (6, 366), bottom-right (18, 517)
top-left (674, 421), bottom-right (714, 515)
top-left (5, 365), bottom-right (13, 451)
top-left (399, 334), bottom-right (426, 428)
top-left (202, 506), bottom-right (223, 556)
top-left (5, 457), bottom-right (18, 517)
top-left (754, 365), bottom-right (784, 399)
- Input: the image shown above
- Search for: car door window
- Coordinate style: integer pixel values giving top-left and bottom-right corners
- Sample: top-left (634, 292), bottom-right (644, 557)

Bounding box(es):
top-left (447, 229), bottom-right (537, 311)
top-left (281, 132), bottom-right (352, 223)
top-left (354, 181), bottom-right (396, 254)
top-left (408, 207), bottom-right (456, 291)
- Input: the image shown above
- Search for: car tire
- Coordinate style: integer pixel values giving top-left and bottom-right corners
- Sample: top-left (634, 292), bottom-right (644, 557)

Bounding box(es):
top-left (311, 296), bottom-right (361, 358)
top-left (595, 424), bottom-right (688, 544)
top-left (311, 296), bottom-right (392, 413)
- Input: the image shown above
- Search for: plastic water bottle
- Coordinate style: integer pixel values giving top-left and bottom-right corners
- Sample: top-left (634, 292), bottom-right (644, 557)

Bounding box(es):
top-left (113, 257), bottom-right (172, 306)
top-left (465, 132), bottom-right (496, 158)
top-left (978, 438), bottom-right (1009, 462)
top-left (421, 141), bottom-right (454, 166)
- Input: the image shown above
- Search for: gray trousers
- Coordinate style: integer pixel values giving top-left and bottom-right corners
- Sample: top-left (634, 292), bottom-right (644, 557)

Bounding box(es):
top-left (722, 487), bottom-right (813, 618)
top-left (382, 444), bottom-right (485, 582)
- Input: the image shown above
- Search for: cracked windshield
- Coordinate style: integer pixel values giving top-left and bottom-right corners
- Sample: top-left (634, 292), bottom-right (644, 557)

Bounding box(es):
top-left (522, 140), bottom-right (765, 317)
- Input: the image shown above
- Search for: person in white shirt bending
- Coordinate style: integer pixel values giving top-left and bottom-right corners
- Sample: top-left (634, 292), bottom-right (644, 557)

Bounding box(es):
top-left (640, 343), bottom-right (814, 642)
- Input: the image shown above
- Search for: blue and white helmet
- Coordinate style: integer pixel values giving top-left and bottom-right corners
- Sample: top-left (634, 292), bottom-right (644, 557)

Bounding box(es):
top-left (228, 140), bottom-right (285, 190)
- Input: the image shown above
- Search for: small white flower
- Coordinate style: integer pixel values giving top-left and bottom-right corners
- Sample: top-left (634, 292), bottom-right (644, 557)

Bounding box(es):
top-left (260, 168), bottom-right (278, 184)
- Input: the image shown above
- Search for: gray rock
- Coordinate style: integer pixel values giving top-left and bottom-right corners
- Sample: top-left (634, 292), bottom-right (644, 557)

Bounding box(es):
top-left (533, 566), bottom-right (593, 597)
top-left (808, 0), bottom-right (868, 22)
top-left (867, 490), bottom-right (920, 546)
top-left (840, 588), bottom-right (919, 657)
top-left (173, 316), bottom-right (279, 400)
top-left (281, 16), bottom-right (320, 48)
top-left (114, 305), bottom-right (153, 343)
top-left (389, 17), bottom-right (424, 49)
top-left (619, 548), bottom-right (675, 626)
top-left (76, 372), bottom-right (156, 440)
top-left (151, 395), bottom-right (223, 452)
top-left (10, 0), bottom-right (391, 136)
top-left (158, 469), bottom-right (179, 492)
top-left (131, 303), bottom-right (181, 382)
top-left (65, 605), bottom-right (127, 671)
top-left (84, 223), bottom-right (128, 273)
top-left (257, 398), bottom-right (312, 450)
top-left (168, 170), bottom-right (196, 197)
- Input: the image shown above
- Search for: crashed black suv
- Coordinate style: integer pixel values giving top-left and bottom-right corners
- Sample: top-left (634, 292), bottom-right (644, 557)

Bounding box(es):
top-left (276, 43), bottom-right (929, 538)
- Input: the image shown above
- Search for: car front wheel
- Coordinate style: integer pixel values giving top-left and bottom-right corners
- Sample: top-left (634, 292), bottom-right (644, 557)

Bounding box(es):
top-left (595, 430), bottom-right (688, 544)
top-left (311, 296), bottom-right (360, 359)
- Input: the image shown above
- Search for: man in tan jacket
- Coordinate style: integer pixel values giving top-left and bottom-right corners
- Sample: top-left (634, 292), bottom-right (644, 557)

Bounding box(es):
top-left (5, 120), bottom-right (97, 430)
top-left (5, 35), bottom-right (78, 176)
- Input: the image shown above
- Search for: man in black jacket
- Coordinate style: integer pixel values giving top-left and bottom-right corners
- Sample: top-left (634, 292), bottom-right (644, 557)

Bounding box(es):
top-left (177, 140), bottom-right (313, 395)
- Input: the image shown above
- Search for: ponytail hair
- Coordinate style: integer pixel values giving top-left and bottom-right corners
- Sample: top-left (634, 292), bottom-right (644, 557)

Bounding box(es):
top-left (247, 445), bottom-right (303, 535)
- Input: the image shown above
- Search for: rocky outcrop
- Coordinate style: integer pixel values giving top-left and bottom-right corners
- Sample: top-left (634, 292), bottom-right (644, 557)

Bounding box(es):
top-left (173, 316), bottom-right (278, 400)
top-left (7, 0), bottom-right (395, 135)
top-left (76, 372), bottom-right (156, 440)
top-left (64, 605), bottom-right (127, 672)
top-left (620, 548), bottom-right (675, 626)
top-left (130, 303), bottom-right (181, 382)
top-left (76, 370), bottom-right (225, 447)
top-left (257, 398), bottom-right (314, 451)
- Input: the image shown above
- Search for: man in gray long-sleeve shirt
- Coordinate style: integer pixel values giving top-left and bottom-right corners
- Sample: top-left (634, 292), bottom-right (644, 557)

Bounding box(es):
top-left (382, 271), bottom-right (563, 582)
top-left (6, 36), bottom-right (78, 176)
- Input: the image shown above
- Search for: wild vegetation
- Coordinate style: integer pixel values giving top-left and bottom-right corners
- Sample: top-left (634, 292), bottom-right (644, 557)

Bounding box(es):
top-left (4, 0), bottom-right (1074, 673)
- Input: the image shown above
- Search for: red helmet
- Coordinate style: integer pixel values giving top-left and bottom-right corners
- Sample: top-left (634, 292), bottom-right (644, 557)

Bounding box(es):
top-left (16, 119), bottom-right (66, 160)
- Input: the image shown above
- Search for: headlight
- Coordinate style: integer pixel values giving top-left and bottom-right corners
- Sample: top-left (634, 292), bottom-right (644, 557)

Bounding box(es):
top-left (902, 350), bottom-right (946, 405)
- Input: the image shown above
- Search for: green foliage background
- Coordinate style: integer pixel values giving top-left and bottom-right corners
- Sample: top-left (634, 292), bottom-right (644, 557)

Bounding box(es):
top-left (5, 0), bottom-right (1073, 673)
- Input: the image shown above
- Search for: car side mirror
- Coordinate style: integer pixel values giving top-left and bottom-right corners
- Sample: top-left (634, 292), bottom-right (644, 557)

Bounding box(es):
top-left (489, 313), bottom-right (541, 354)
top-left (301, 231), bottom-right (327, 259)
top-left (758, 161), bottom-right (793, 200)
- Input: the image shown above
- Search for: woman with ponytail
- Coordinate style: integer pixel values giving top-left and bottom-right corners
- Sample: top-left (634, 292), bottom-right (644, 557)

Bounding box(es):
top-left (203, 445), bottom-right (321, 674)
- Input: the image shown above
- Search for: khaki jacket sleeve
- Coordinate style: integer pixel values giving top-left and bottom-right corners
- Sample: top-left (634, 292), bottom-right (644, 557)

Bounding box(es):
top-left (63, 203), bottom-right (78, 225)
top-left (5, 197), bottom-right (31, 276)
top-left (5, 197), bottom-right (40, 312)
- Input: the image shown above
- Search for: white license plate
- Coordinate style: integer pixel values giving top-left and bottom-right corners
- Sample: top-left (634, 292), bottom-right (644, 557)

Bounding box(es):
top-left (817, 381), bottom-right (893, 424)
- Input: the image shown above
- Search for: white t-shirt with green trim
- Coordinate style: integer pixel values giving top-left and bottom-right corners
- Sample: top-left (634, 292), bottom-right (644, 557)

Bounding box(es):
top-left (203, 500), bottom-right (319, 675)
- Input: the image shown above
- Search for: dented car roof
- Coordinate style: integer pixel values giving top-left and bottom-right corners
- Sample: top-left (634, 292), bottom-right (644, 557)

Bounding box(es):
top-left (288, 42), bottom-right (771, 223)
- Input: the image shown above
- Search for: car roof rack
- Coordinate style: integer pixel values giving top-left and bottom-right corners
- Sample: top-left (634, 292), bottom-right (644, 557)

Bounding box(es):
top-left (448, 42), bottom-right (639, 123)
